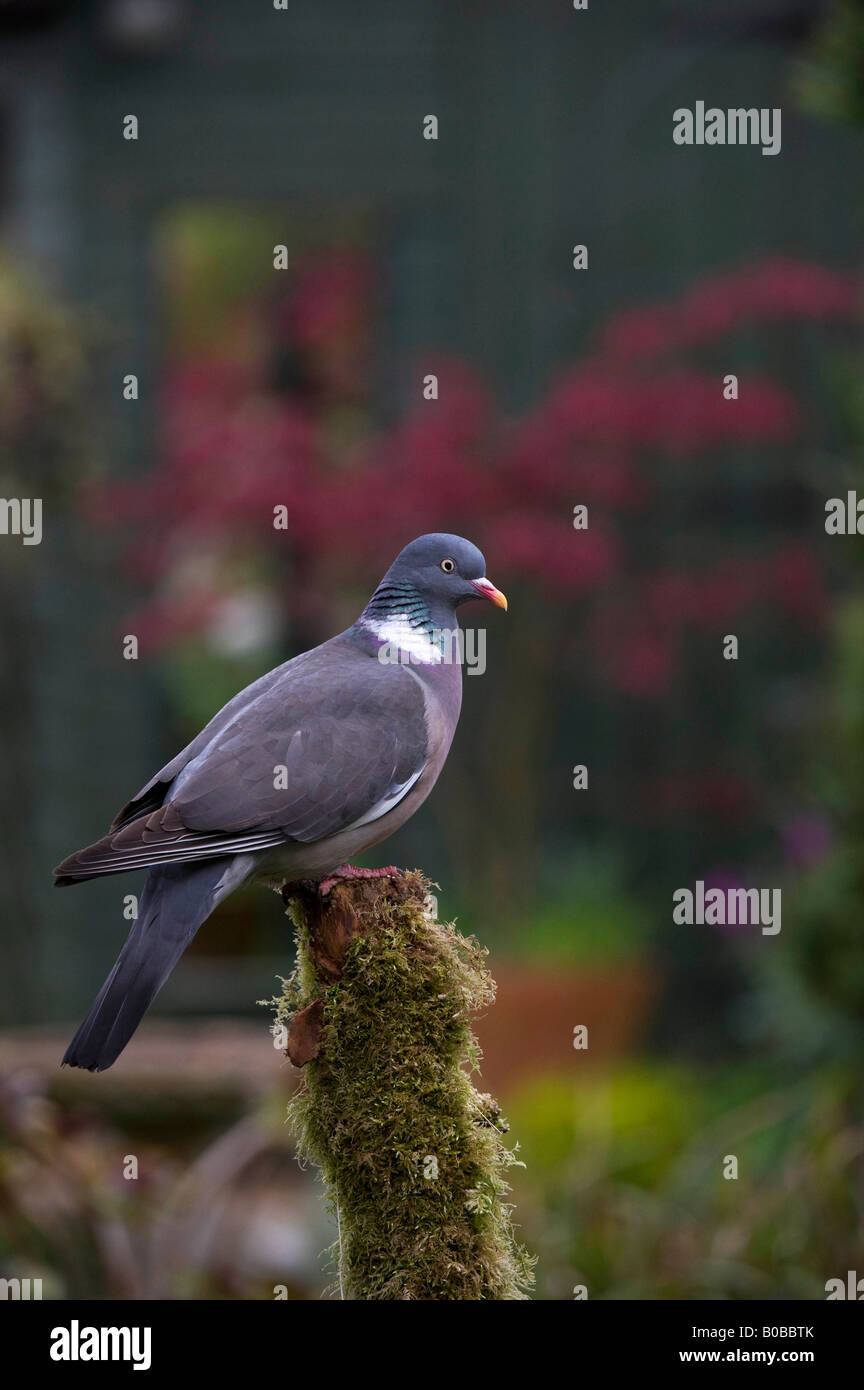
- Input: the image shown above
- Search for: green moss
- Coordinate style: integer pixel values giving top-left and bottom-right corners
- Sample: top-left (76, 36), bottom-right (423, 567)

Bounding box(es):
top-left (272, 871), bottom-right (533, 1300)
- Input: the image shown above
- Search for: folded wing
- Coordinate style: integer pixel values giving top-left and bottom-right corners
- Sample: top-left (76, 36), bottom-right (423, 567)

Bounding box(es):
top-left (54, 639), bottom-right (428, 883)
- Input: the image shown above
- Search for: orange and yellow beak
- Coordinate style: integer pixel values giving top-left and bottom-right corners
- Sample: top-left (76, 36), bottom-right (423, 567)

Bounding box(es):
top-left (469, 577), bottom-right (508, 611)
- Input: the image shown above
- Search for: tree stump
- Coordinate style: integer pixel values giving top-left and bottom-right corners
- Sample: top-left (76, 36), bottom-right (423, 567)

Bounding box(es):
top-left (273, 868), bottom-right (532, 1300)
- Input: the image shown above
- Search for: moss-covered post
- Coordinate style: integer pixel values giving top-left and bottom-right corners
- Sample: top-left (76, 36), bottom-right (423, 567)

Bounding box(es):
top-left (273, 869), bottom-right (532, 1300)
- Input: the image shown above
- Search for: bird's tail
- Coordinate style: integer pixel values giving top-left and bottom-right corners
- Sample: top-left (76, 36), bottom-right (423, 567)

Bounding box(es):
top-left (62, 855), bottom-right (252, 1072)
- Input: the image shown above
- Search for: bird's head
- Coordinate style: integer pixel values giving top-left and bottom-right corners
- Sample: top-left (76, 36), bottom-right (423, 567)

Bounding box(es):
top-left (381, 533), bottom-right (508, 617)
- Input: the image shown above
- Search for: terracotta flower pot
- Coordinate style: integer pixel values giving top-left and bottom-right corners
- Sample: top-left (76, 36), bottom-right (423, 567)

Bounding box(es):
top-left (473, 963), bottom-right (656, 1096)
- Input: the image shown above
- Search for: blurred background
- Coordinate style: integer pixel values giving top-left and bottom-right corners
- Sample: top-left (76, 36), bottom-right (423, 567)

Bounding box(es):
top-left (1, 0), bottom-right (863, 1299)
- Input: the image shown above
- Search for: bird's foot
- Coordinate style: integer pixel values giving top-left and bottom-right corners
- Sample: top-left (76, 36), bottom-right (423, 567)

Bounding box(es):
top-left (318, 864), bottom-right (400, 896)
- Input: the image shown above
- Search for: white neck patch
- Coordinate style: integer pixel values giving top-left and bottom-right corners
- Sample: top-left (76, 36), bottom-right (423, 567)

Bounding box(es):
top-left (367, 614), bottom-right (443, 664)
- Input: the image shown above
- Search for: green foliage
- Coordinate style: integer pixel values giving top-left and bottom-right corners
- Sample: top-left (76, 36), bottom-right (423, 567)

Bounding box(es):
top-left (160, 638), bottom-right (282, 737)
top-left (0, 254), bottom-right (89, 509)
top-left (158, 202), bottom-right (373, 354)
top-left (756, 850), bottom-right (864, 1064)
top-left (754, 593), bottom-right (864, 1066)
top-left (275, 872), bottom-right (534, 1300)
top-left (517, 853), bottom-right (647, 966)
top-left (507, 1067), bottom-right (701, 1185)
top-left (507, 1063), bottom-right (864, 1300)
top-left (795, 0), bottom-right (864, 128)
top-left (833, 595), bottom-right (864, 744)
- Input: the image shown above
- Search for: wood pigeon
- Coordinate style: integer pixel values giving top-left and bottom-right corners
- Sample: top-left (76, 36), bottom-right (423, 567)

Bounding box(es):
top-left (55, 534), bottom-right (507, 1071)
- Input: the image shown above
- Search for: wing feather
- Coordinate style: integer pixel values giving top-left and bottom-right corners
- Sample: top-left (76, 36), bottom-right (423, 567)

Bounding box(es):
top-left (54, 635), bottom-right (429, 883)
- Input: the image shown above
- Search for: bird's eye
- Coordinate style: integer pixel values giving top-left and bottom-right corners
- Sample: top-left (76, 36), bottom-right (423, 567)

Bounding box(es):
top-left (440, 558), bottom-right (455, 573)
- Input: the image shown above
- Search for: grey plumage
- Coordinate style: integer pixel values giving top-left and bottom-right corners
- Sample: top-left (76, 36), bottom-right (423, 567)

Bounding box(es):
top-left (56, 533), bottom-right (507, 1070)
top-left (61, 856), bottom-right (251, 1072)
top-left (55, 640), bottom-right (430, 881)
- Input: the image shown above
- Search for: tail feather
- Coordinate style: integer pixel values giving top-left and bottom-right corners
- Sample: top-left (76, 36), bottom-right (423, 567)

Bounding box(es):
top-left (63, 856), bottom-right (251, 1072)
